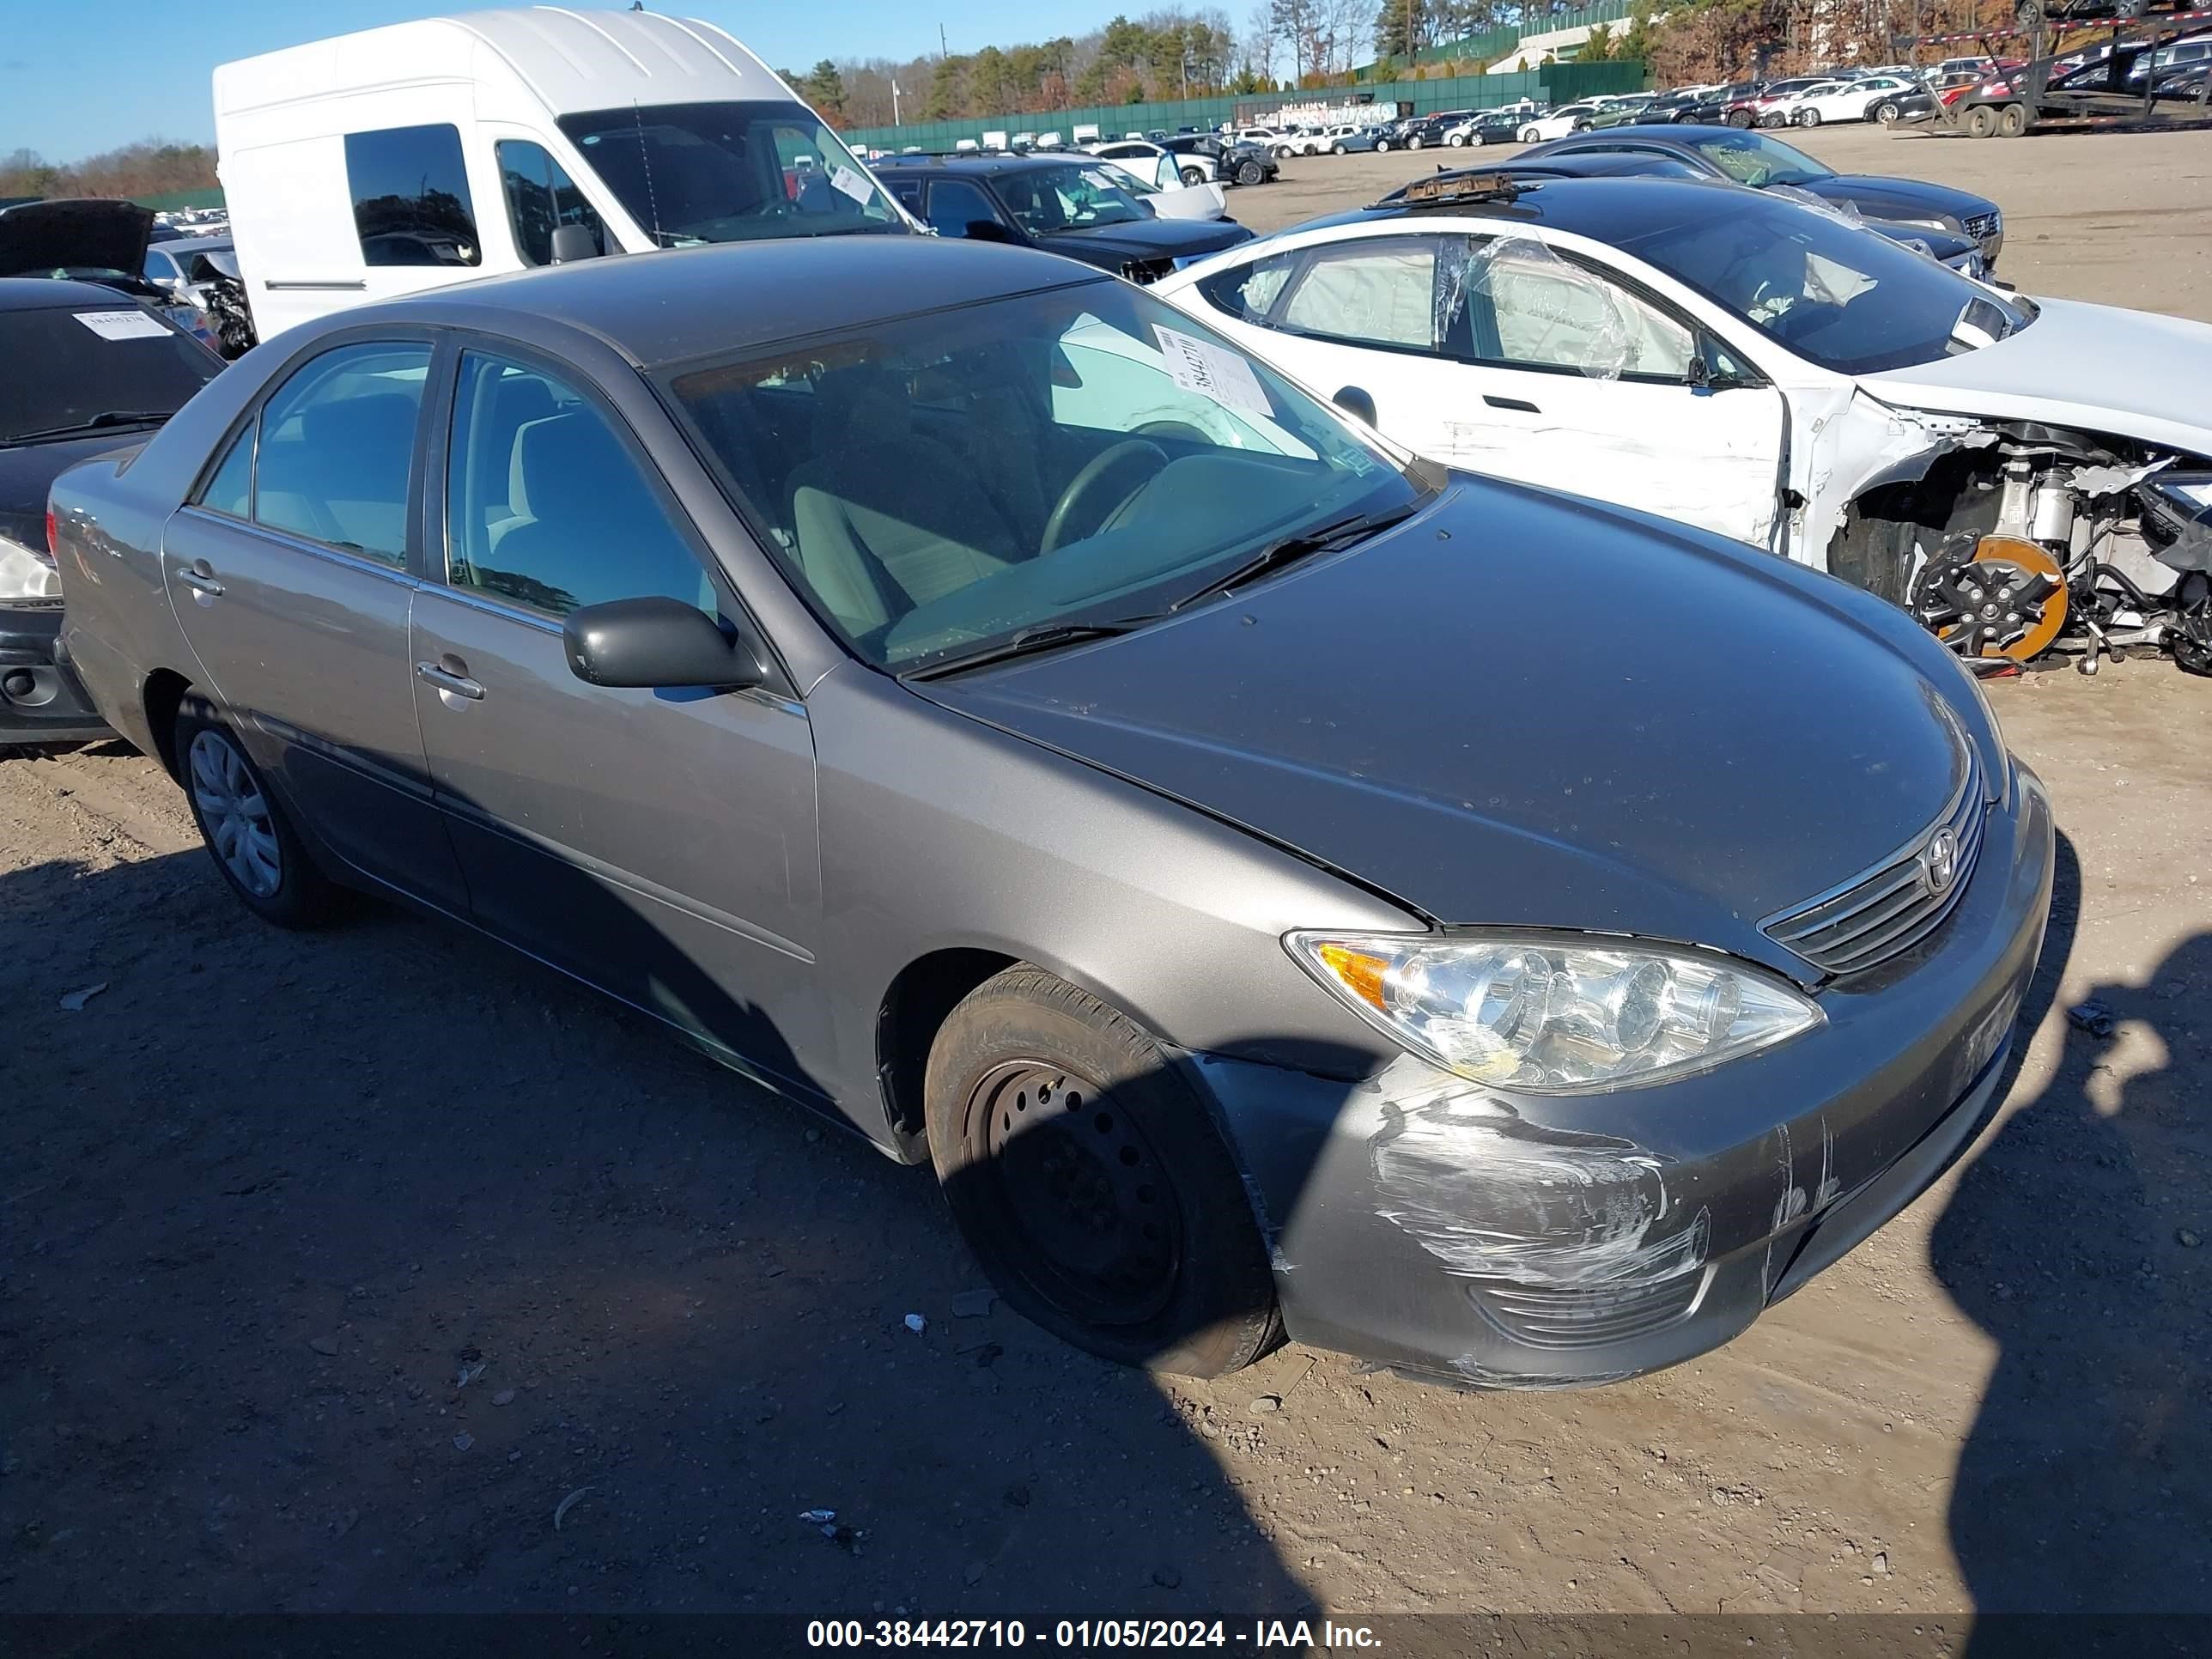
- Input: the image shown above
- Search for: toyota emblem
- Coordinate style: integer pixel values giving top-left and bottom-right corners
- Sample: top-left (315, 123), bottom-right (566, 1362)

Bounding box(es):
top-left (1923, 826), bottom-right (1960, 897)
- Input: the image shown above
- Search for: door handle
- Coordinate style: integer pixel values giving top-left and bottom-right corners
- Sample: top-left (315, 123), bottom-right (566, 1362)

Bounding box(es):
top-left (176, 566), bottom-right (225, 597)
top-left (415, 661), bottom-right (485, 701)
top-left (1483, 394), bottom-right (1541, 414)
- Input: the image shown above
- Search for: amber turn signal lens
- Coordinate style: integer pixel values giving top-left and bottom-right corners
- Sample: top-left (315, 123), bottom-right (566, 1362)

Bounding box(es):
top-left (1316, 941), bottom-right (1390, 1012)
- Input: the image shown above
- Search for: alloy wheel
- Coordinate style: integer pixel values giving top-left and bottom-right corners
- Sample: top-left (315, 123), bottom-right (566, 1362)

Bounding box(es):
top-left (189, 728), bottom-right (283, 897)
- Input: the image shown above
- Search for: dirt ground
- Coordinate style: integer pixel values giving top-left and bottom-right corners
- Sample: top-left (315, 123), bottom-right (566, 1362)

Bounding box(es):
top-left (3, 125), bottom-right (2210, 1626)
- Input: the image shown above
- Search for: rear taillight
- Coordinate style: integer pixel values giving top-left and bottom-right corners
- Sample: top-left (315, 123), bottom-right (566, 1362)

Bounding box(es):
top-left (46, 505), bottom-right (58, 561)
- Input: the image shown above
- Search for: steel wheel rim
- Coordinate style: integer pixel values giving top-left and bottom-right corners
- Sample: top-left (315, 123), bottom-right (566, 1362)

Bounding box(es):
top-left (969, 1060), bottom-right (1182, 1327)
top-left (189, 729), bottom-right (283, 897)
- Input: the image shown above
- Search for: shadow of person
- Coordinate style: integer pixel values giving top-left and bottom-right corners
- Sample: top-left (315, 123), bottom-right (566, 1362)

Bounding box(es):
top-left (1933, 835), bottom-right (2212, 1625)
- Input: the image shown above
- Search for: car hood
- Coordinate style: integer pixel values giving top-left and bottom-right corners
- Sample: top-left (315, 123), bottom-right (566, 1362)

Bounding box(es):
top-left (1036, 216), bottom-right (1252, 262)
top-left (1801, 174), bottom-right (1993, 225)
top-left (1864, 296), bottom-right (2212, 455)
top-left (916, 481), bottom-right (1972, 969)
top-left (0, 428), bottom-right (155, 547)
top-left (0, 198), bottom-right (155, 279)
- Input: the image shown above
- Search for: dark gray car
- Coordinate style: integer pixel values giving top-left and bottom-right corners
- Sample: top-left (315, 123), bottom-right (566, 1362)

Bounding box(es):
top-left (49, 237), bottom-right (2054, 1389)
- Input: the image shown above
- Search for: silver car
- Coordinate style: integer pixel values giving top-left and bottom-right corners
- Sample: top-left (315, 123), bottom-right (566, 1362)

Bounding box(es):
top-left (50, 237), bottom-right (2054, 1388)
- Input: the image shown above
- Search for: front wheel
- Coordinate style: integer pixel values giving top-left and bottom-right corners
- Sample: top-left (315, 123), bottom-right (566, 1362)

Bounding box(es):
top-left (1519, 125), bottom-right (1541, 143)
top-left (174, 696), bottom-right (340, 928)
top-left (1407, 133), bottom-right (1425, 149)
top-left (1875, 100), bottom-right (1901, 124)
top-left (1375, 137), bottom-right (1392, 150)
top-left (1237, 158), bottom-right (1264, 185)
top-left (1727, 107), bottom-right (1756, 127)
top-left (1796, 107), bottom-right (1822, 127)
top-left (924, 966), bottom-right (1282, 1377)
top-left (1966, 101), bottom-right (2000, 138)
top-left (1332, 142), bottom-right (1346, 155)
top-left (1447, 132), bottom-right (1467, 146)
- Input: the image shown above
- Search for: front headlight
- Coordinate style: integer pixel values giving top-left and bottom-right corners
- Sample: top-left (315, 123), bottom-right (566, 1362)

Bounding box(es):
top-left (0, 532), bottom-right (62, 604)
top-left (1286, 932), bottom-right (1822, 1093)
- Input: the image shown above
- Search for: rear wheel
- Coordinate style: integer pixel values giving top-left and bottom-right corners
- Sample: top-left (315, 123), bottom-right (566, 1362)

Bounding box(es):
top-left (1179, 164), bottom-right (1205, 185)
top-left (1407, 133), bottom-right (1425, 149)
top-left (924, 966), bottom-right (1281, 1377)
top-left (1998, 100), bottom-right (2028, 137)
top-left (1966, 101), bottom-right (2000, 137)
top-left (1375, 137), bottom-right (1392, 150)
top-left (174, 696), bottom-right (339, 928)
top-left (1447, 131), bottom-right (1467, 145)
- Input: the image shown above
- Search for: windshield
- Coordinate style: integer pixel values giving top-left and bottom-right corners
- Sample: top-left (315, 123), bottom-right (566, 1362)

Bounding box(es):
top-left (1618, 194), bottom-right (2034, 374)
top-left (1678, 127), bottom-right (1834, 187)
top-left (556, 100), bottom-right (907, 246)
top-left (993, 164), bottom-right (1152, 234)
top-left (0, 306), bottom-right (217, 442)
top-left (663, 280), bottom-right (1428, 672)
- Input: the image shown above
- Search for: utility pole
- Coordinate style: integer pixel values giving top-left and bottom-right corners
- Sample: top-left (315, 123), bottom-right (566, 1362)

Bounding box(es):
top-left (939, 22), bottom-right (949, 58)
top-left (892, 78), bottom-right (902, 122)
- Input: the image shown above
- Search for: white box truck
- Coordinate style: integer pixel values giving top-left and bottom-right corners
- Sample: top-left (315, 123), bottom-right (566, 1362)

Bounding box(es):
top-left (212, 6), bottom-right (915, 340)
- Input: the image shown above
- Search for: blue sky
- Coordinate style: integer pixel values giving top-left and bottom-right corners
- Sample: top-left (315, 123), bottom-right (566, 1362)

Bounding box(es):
top-left (7, 1), bottom-right (1113, 161)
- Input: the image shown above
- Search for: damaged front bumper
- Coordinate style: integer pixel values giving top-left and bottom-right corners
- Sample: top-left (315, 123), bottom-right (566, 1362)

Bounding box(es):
top-left (1195, 764), bottom-right (2054, 1389)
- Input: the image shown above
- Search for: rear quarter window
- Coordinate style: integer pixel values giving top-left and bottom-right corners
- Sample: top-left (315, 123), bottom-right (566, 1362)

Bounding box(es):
top-left (343, 124), bottom-right (483, 268)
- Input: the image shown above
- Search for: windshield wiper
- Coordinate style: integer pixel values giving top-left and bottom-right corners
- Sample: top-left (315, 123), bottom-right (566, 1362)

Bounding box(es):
top-left (900, 617), bottom-right (1159, 680)
top-left (1169, 504), bottom-right (1419, 612)
top-left (3, 410), bottom-right (175, 445)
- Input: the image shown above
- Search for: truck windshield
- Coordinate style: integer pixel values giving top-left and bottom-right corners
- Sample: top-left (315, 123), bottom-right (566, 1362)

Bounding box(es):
top-left (557, 100), bottom-right (908, 245)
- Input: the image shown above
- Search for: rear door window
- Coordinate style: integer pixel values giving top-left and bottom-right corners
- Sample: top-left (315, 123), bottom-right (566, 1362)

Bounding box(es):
top-left (251, 341), bottom-right (431, 562)
top-left (925, 179), bottom-right (1004, 238)
top-left (344, 125), bottom-right (483, 268)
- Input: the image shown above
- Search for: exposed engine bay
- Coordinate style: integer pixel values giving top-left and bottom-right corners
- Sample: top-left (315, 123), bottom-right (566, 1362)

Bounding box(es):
top-left (1830, 420), bottom-right (2212, 677)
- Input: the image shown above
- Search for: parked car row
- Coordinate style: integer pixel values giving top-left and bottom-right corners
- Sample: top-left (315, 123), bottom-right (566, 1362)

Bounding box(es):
top-left (39, 3), bottom-right (2212, 1400)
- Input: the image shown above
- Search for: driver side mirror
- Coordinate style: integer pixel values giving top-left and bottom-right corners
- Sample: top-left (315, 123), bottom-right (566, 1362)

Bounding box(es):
top-left (564, 597), bottom-right (763, 690)
top-left (961, 218), bottom-right (1020, 245)
top-left (1334, 385), bottom-right (1378, 426)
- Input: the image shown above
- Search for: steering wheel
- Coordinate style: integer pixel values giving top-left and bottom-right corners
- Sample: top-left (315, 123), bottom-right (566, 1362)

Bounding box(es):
top-left (1040, 440), bottom-right (1170, 555)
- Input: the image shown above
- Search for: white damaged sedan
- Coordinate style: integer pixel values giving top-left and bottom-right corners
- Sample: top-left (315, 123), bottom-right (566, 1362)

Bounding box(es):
top-left (1154, 171), bottom-right (2212, 671)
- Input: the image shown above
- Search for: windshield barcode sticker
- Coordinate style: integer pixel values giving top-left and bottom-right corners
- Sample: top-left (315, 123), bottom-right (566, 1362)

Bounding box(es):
top-left (830, 165), bottom-right (874, 205)
top-left (74, 309), bottom-right (172, 342)
top-left (1151, 325), bottom-right (1272, 419)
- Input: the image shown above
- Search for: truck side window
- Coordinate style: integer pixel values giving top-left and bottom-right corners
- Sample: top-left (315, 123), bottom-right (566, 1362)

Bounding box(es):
top-left (495, 140), bottom-right (606, 266)
top-left (343, 124), bottom-right (483, 268)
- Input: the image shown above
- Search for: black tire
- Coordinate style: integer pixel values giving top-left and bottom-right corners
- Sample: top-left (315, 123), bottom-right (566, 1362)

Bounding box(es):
top-left (1875, 100), bottom-right (1901, 124)
top-left (1998, 100), bottom-right (2028, 137)
top-left (1179, 164), bottom-right (1205, 185)
top-left (1236, 158), bottom-right (1265, 185)
top-left (1796, 106), bottom-right (1822, 127)
top-left (924, 965), bottom-right (1282, 1378)
top-left (1407, 133), bottom-right (1425, 149)
top-left (1966, 101), bottom-right (1999, 138)
top-left (173, 695), bottom-right (340, 928)
top-left (1375, 137), bottom-right (1392, 150)
top-left (2014, 0), bottom-right (2041, 23)
top-left (1332, 142), bottom-right (1347, 155)
top-left (1727, 107), bottom-right (1755, 127)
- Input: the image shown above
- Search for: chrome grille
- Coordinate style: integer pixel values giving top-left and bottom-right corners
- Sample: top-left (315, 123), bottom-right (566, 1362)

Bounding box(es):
top-left (1965, 210), bottom-right (2002, 244)
top-left (1763, 748), bottom-right (1986, 976)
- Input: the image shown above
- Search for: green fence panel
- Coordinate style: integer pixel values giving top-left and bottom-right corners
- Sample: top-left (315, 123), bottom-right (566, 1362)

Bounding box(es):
top-left (842, 60), bottom-right (1644, 151)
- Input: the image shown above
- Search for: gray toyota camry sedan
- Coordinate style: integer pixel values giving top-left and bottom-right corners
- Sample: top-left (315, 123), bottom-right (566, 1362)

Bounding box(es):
top-left (49, 237), bottom-right (2053, 1389)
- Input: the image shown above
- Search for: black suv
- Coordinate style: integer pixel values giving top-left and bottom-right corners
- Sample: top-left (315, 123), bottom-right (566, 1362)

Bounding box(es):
top-left (872, 155), bottom-right (1254, 281)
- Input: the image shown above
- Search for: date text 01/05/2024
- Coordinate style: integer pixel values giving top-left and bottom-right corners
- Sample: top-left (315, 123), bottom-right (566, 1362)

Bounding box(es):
top-left (805, 1619), bottom-right (1382, 1649)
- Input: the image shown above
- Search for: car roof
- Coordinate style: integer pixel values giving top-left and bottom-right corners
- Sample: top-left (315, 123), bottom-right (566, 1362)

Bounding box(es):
top-left (875, 153), bottom-right (1099, 175)
top-left (1291, 173), bottom-right (1753, 240)
top-left (329, 236), bottom-right (1105, 368)
top-left (158, 235), bottom-right (232, 254)
top-left (0, 275), bottom-right (143, 313)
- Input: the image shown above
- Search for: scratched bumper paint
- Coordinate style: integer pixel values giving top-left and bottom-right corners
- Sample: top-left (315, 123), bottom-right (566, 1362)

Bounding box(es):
top-left (1194, 765), bottom-right (2055, 1389)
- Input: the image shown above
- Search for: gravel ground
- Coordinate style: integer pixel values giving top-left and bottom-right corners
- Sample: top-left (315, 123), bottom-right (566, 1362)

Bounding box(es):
top-left (3, 124), bottom-right (2209, 1622)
